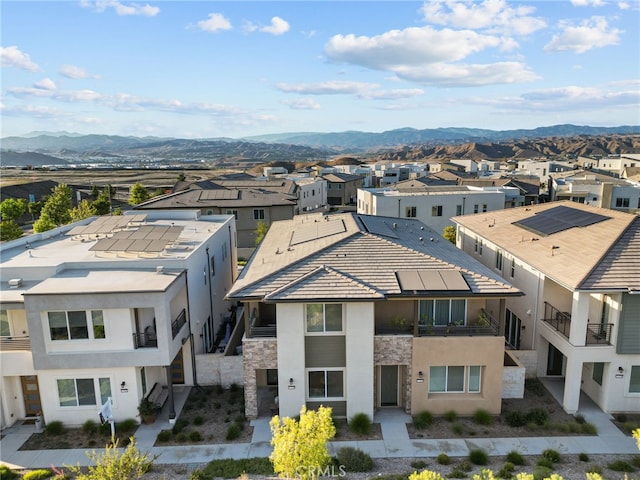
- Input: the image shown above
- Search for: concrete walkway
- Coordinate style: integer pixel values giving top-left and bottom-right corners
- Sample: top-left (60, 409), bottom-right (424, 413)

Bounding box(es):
top-left (1, 384), bottom-right (638, 470)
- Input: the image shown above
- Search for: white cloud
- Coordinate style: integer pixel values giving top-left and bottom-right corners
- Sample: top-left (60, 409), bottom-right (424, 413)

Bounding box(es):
top-left (281, 98), bottom-right (320, 110)
top-left (260, 16), bottom-right (290, 35)
top-left (570, 0), bottom-right (606, 7)
top-left (0, 104), bottom-right (72, 119)
top-left (395, 61), bottom-right (539, 86)
top-left (60, 64), bottom-right (100, 79)
top-left (545, 16), bottom-right (622, 53)
top-left (617, 2), bottom-right (631, 9)
top-left (79, 0), bottom-right (159, 16)
top-left (421, 0), bottom-right (546, 35)
top-left (197, 13), bottom-right (232, 32)
top-left (0, 46), bottom-right (40, 71)
top-left (275, 80), bottom-right (380, 95)
top-left (34, 78), bottom-right (57, 90)
top-left (359, 88), bottom-right (424, 100)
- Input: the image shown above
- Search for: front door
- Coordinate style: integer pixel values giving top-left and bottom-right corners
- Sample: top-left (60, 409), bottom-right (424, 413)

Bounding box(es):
top-left (171, 349), bottom-right (185, 384)
top-left (20, 375), bottom-right (42, 417)
top-left (547, 344), bottom-right (564, 376)
top-left (380, 366), bottom-right (399, 406)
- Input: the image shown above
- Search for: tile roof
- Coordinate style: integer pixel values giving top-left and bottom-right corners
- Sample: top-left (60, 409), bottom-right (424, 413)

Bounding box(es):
top-left (453, 201), bottom-right (639, 291)
top-left (135, 187), bottom-right (297, 209)
top-left (227, 213), bottom-right (521, 301)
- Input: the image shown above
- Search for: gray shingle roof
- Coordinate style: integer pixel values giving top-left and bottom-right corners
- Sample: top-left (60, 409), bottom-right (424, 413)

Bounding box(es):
top-left (227, 213), bottom-right (521, 301)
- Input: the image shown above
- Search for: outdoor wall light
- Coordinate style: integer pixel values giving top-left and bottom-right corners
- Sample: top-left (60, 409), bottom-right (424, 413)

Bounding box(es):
top-left (416, 371), bottom-right (424, 383)
top-left (618, 366), bottom-right (624, 373)
top-left (288, 378), bottom-right (296, 390)
top-left (120, 381), bottom-right (126, 389)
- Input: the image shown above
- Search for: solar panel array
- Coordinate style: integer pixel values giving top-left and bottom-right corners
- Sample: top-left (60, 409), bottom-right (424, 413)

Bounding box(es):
top-left (396, 269), bottom-right (470, 292)
top-left (359, 216), bottom-right (399, 239)
top-left (513, 205), bottom-right (610, 236)
top-left (89, 225), bottom-right (184, 252)
top-left (290, 218), bottom-right (346, 246)
top-left (199, 190), bottom-right (239, 200)
top-left (67, 214), bottom-right (147, 236)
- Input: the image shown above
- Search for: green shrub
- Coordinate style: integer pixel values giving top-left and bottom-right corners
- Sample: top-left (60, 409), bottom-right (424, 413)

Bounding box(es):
top-left (615, 413), bottom-right (628, 422)
top-left (336, 446), bottom-right (373, 472)
top-left (506, 410), bottom-right (527, 428)
top-left (452, 422), bottom-right (464, 435)
top-left (537, 458), bottom-right (554, 469)
top-left (473, 409), bottom-right (493, 426)
top-left (98, 421), bottom-right (112, 436)
top-left (156, 430), bottom-right (172, 442)
top-left (172, 418), bottom-right (189, 435)
top-left (82, 419), bottom-right (98, 435)
top-left (542, 449), bottom-right (561, 463)
top-left (444, 410), bottom-right (458, 422)
top-left (226, 423), bottom-right (241, 440)
top-left (469, 448), bottom-right (488, 465)
top-left (410, 460), bottom-right (428, 469)
top-left (349, 413), bottom-right (372, 436)
top-left (607, 460), bottom-right (635, 472)
top-left (199, 457), bottom-right (274, 478)
top-left (578, 453), bottom-right (589, 462)
top-left (436, 453), bottom-right (451, 465)
top-left (532, 466), bottom-right (553, 480)
top-left (456, 461), bottom-right (472, 473)
top-left (574, 413), bottom-right (585, 424)
top-left (45, 421), bottom-right (65, 436)
top-left (175, 432), bottom-right (188, 443)
top-left (506, 450), bottom-right (525, 466)
top-left (117, 418), bottom-right (138, 434)
top-left (0, 465), bottom-right (19, 479)
top-left (21, 469), bottom-right (53, 480)
top-left (234, 413), bottom-right (246, 425)
top-left (525, 378), bottom-right (546, 396)
top-left (580, 422), bottom-right (597, 434)
top-left (631, 456), bottom-right (640, 468)
top-left (413, 411), bottom-right (434, 430)
top-left (526, 408), bottom-right (549, 426)
top-left (497, 462), bottom-right (515, 479)
top-left (448, 468), bottom-right (467, 478)
top-left (586, 464), bottom-right (603, 475)
top-left (193, 415), bottom-right (205, 426)
top-left (189, 431), bottom-right (203, 442)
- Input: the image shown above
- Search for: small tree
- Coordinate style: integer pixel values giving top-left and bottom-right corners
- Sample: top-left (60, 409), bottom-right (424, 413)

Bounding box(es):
top-left (28, 201), bottom-right (44, 220)
top-left (70, 200), bottom-right (94, 222)
top-left (66, 437), bottom-right (157, 480)
top-left (40, 184), bottom-right (73, 227)
top-left (91, 195), bottom-right (112, 215)
top-left (255, 220), bottom-right (269, 246)
top-left (270, 405), bottom-right (336, 480)
top-left (128, 183), bottom-right (150, 205)
top-left (0, 221), bottom-right (23, 241)
top-left (33, 212), bottom-right (57, 233)
top-left (0, 198), bottom-right (27, 221)
top-left (443, 225), bottom-right (456, 244)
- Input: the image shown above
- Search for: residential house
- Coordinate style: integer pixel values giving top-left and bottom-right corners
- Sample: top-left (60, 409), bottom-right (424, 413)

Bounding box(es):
top-left (323, 173), bottom-right (364, 206)
top-left (454, 202), bottom-right (640, 414)
top-left (460, 176), bottom-right (540, 206)
top-left (0, 210), bottom-right (237, 428)
top-left (357, 181), bottom-right (514, 236)
top-left (135, 179), bottom-right (298, 257)
top-left (227, 213), bottom-right (523, 420)
top-left (289, 176), bottom-right (328, 213)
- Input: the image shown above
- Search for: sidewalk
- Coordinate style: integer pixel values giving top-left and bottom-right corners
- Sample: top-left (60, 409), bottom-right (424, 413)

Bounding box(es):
top-left (1, 385), bottom-right (638, 470)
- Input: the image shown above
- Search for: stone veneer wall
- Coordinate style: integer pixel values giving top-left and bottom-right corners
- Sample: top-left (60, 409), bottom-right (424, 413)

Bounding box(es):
top-left (510, 350), bottom-right (537, 378)
top-left (243, 338), bottom-right (278, 418)
top-left (503, 351), bottom-right (526, 399)
top-left (374, 335), bottom-right (413, 413)
top-left (195, 354), bottom-right (244, 387)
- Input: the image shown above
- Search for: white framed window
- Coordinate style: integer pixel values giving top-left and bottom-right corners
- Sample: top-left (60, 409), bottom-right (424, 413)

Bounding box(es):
top-left (456, 205), bottom-right (463, 216)
top-left (406, 206), bottom-right (417, 218)
top-left (57, 377), bottom-right (111, 407)
top-left (0, 309), bottom-right (10, 336)
top-left (429, 366), bottom-right (481, 393)
top-left (307, 369), bottom-right (344, 399)
top-left (474, 204), bottom-right (479, 214)
top-left (510, 257), bottom-right (516, 278)
top-left (629, 366), bottom-right (640, 393)
top-left (482, 204), bottom-right (488, 212)
top-left (226, 209), bottom-right (238, 220)
top-left (495, 249), bottom-right (503, 271)
top-left (474, 236), bottom-right (479, 253)
top-left (253, 209), bottom-right (265, 220)
top-left (431, 205), bottom-right (443, 217)
top-left (419, 299), bottom-right (467, 326)
top-left (305, 304), bottom-right (343, 333)
top-left (615, 198), bottom-right (630, 208)
top-left (479, 239), bottom-right (483, 255)
top-left (48, 310), bottom-right (106, 341)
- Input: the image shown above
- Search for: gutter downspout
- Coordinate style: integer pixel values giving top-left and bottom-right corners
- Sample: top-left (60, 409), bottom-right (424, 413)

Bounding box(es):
top-left (205, 246), bottom-right (214, 352)
top-left (185, 272), bottom-right (204, 393)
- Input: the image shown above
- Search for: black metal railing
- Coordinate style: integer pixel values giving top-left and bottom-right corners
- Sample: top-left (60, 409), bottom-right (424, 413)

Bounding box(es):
top-left (586, 323), bottom-right (614, 345)
top-left (0, 336), bottom-right (31, 351)
top-left (132, 333), bottom-right (158, 349)
top-left (416, 309), bottom-right (499, 337)
top-left (171, 309), bottom-right (187, 339)
top-left (542, 301), bottom-right (571, 339)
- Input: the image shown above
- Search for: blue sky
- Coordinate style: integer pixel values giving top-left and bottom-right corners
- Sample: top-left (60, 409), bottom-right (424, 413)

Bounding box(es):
top-left (1, 0), bottom-right (639, 139)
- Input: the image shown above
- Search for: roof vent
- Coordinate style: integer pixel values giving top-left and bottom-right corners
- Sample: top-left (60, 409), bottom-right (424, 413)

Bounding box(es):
top-left (393, 223), bottom-right (397, 229)
top-left (156, 266), bottom-right (164, 274)
top-left (8, 278), bottom-right (23, 287)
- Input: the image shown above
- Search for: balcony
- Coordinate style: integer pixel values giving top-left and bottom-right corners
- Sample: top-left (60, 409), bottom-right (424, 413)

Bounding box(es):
top-left (171, 308), bottom-right (187, 339)
top-left (248, 308), bottom-right (276, 337)
top-left (542, 302), bottom-right (571, 339)
top-left (132, 332), bottom-right (157, 349)
top-left (0, 335), bottom-right (31, 351)
top-left (417, 309), bottom-right (499, 337)
top-left (586, 322), bottom-right (614, 345)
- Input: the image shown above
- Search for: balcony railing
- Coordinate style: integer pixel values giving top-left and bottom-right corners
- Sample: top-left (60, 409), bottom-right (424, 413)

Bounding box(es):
top-left (586, 323), bottom-right (614, 345)
top-left (416, 309), bottom-right (499, 337)
top-left (132, 332), bottom-right (158, 349)
top-left (0, 336), bottom-right (31, 351)
top-left (248, 309), bottom-right (276, 337)
top-left (542, 302), bottom-right (571, 339)
top-left (171, 309), bottom-right (187, 339)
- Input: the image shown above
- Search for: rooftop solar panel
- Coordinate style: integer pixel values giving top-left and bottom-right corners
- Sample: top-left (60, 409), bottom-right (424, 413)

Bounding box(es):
top-left (359, 216), bottom-right (399, 239)
top-left (290, 218), bottom-right (346, 245)
top-left (513, 205), bottom-right (610, 236)
top-left (395, 269), bottom-right (470, 292)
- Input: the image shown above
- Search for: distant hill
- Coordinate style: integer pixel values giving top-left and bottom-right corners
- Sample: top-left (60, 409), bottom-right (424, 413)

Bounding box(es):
top-left (0, 151), bottom-right (69, 167)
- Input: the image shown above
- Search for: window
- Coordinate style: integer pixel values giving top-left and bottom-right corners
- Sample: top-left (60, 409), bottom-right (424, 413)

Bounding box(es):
top-left (57, 377), bottom-right (111, 407)
top-left (495, 250), bottom-right (503, 271)
top-left (141, 367), bottom-right (147, 395)
top-left (630, 366), bottom-right (640, 393)
top-left (210, 256), bottom-right (215, 276)
top-left (406, 206), bottom-right (417, 218)
top-left (504, 309), bottom-right (521, 350)
top-left (482, 204), bottom-right (488, 213)
top-left (308, 370), bottom-right (344, 398)
top-left (615, 198), bottom-right (630, 208)
top-left (431, 205), bottom-right (443, 217)
top-left (468, 366), bottom-right (481, 392)
top-left (473, 204), bottom-right (479, 214)
top-left (48, 310), bottom-right (106, 341)
top-left (478, 239), bottom-right (483, 255)
top-left (419, 299), bottom-right (466, 326)
top-left (253, 209), bottom-right (265, 220)
top-left (226, 209), bottom-right (238, 220)
top-left (0, 309), bottom-right (9, 336)
top-left (592, 363), bottom-right (604, 386)
top-left (429, 366), bottom-right (464, 393)
top-left (474, 236), bottom-right (479, 253)
top-left (306, 304), bottom-right (342, 333)
top-left (510, 258), bottom-right (516, 278)
top-left (456, 205), bottom-right (463, 216)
